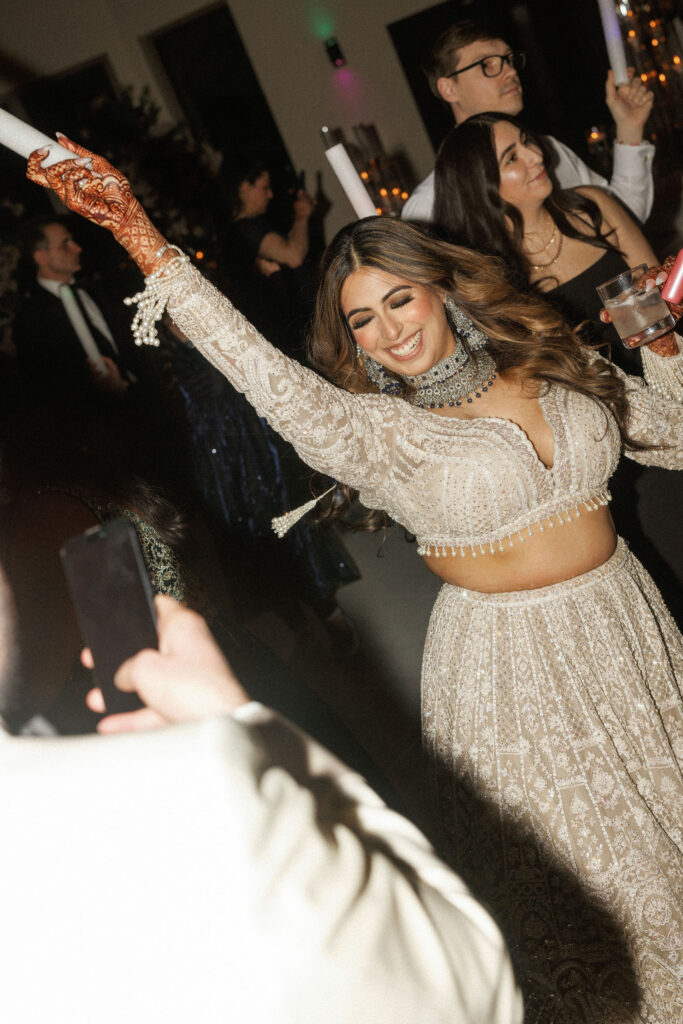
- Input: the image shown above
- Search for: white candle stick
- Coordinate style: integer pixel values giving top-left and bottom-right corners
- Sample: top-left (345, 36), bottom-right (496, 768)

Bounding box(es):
top-left (324, 142), bottom-right (377, 219)
top-left (0, 109), bottom-right (76, 167)
top-left (58, 284), bottom-right (108, 375)
top-left (597, 0), bottom-right (629, 85)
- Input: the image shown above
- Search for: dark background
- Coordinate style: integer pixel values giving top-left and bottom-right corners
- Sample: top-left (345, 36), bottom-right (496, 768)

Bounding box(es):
top-left (1, 0), bottom-right (682, 268)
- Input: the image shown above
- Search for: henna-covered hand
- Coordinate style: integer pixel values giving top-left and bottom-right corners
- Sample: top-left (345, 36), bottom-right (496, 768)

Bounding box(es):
top-left (639, 255), bottom-right (683, 317)
top-left (26, 135), bottom-right (168, 275)
top-left (599, 255), bottom-right (682, 357)
top-left (638, 256), bottom-right (682, 356)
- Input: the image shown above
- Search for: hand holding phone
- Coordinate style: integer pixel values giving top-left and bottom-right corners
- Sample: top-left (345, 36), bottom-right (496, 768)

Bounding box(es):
top-left (61, 518), bottom-right (158, 712)
top-left (87, 594), bottom-right (250, 733)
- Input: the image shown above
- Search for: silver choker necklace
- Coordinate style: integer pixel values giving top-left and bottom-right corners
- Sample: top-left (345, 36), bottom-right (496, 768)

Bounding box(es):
top-left (403, 348), bottom-right (496, 408)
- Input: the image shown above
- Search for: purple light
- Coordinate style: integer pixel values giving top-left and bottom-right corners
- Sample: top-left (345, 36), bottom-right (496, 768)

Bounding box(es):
top-left (333, 68), bottom-right (357, 95)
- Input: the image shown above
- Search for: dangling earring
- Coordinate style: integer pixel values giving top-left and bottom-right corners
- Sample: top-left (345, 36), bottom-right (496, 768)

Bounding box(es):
top-left (357, 344), bottom-right (401, 395)
top-left (395, 294), bottom-right (496, 409)
top-left (443, 294), bottom-right (489, 351)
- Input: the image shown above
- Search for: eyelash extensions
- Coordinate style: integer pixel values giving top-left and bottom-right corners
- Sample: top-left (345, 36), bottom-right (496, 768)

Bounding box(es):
top-left (351, 294), bottom-right (414, 331)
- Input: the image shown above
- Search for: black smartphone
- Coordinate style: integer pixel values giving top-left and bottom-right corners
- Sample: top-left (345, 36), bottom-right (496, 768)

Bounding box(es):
top-left (60, 518), bottom-right (158, 713)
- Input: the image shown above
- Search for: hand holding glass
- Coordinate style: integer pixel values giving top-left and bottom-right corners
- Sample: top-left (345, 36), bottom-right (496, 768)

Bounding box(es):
top-left (596, 263), bottom-right (675, 348)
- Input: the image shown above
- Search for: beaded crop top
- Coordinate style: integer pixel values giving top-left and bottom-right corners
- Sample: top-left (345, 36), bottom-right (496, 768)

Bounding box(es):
top-left (164, 264), bottom-right (683, 558)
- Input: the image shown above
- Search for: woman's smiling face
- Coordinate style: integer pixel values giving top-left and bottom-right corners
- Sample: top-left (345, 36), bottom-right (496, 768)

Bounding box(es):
top-left (341, 267), bottom-right (455, 376)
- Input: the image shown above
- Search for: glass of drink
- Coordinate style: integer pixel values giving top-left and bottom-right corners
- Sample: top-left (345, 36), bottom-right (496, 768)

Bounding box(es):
top-left (596, 263), bottom-right (675, 348)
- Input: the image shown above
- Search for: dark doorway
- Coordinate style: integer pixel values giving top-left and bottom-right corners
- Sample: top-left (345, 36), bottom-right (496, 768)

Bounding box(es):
top-left (16, 58), bottom-right (118, 142)
top-left (149, 3), bottom-right (291, 173)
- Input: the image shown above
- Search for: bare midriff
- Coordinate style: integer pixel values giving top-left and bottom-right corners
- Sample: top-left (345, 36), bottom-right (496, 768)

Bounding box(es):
top-left (422, 505), bottom-right (617, 592)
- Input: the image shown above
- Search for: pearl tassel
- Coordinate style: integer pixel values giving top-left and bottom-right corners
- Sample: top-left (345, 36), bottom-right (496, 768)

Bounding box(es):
top-left (123, 246), bottom-right (191, 347)
top-left (271, 485), bottom-right (337, 538)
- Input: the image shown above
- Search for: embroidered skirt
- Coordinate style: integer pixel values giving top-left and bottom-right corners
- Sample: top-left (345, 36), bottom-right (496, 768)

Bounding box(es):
top-left (422, 538), bottom-right (683, 1023)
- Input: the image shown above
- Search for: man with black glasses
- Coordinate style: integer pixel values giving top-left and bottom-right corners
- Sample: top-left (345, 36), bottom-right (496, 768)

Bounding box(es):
top-left (402, 19), bottom-right (654, 224)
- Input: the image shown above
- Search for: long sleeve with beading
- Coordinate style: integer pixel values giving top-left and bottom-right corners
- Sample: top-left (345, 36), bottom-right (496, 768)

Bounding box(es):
top-left (165, 263), bottom-right (395, 496)
top-left (620, 337), bottom-right (683, 468)
top-left (161, 262), bottom-right (682, 556)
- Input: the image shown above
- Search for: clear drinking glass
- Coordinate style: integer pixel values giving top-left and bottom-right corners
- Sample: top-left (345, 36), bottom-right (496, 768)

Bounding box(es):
top-left (596, 263), bottom-right (675, 349)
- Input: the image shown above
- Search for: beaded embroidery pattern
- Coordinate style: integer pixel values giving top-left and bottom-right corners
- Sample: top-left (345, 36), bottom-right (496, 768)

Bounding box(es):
top-left (148, 261), bottom-right (683, 561)
top-left (153, 261), bottom-right (683, 1021)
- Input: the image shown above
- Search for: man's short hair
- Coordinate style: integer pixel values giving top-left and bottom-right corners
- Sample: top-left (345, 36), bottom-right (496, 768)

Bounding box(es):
top-left (16, 214), bottom-right (68, 264)
top-left (422, 20), bottom-right (502, 97)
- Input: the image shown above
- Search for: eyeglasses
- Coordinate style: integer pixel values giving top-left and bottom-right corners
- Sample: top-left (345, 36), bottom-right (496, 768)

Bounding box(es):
top-left (447, 51), bottom-right (526, 79)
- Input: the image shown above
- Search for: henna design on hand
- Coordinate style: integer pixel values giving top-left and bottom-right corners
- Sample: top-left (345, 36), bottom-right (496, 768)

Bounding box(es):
top-left (646, 334), bottom-right (679, 357)
top-left (639, 256), bottom-right (683, 356)
top-left (26, 135), bottom-right (168, 274)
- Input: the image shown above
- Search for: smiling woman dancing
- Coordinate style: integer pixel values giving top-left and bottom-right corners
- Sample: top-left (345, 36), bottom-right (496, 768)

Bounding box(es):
top-left (27, 137), bottom-right (683, 1023)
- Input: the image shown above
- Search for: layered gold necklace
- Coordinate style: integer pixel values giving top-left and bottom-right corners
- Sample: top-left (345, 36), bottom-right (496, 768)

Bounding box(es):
top-left (523, 215), bottom-right (564, 271)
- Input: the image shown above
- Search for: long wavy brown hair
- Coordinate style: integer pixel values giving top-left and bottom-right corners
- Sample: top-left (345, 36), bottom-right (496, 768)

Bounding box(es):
top-left (307, 217), bottom-right (646, 528)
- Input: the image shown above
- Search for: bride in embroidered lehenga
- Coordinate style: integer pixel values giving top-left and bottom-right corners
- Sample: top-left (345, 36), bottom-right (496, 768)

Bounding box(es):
top-left (26, 137), bottom-right (683, 1023)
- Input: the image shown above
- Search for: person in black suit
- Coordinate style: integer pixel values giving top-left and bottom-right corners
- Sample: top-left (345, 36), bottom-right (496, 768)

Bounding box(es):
top-left (10, 215), bottom-right (189, 494)
top-left (12, 215), bottom-right (144, 402)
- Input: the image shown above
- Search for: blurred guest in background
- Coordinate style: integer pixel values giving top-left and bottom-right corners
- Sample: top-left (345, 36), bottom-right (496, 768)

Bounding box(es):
top-left (13, 215), bottom-right (141, 399)
top-left (219, 154), bottom-right (316, 361)
top-left (11, 214), bottom-right (188, 493)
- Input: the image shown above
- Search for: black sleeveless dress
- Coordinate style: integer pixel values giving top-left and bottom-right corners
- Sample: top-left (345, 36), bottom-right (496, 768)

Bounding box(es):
top-left (544, 248), bottom-right (642, 374)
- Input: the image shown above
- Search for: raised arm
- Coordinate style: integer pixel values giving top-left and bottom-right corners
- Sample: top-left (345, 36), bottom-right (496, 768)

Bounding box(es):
top-left (161, 258), bottom-right (395, 490)
top-left (256, 190), bottom-right (314, 268)
top-left (26, 135), bottom-right (169, 274)
top-left (548, 66), bottom-right (655, 224)
top-left (25, 138), bottom-right (394, 493)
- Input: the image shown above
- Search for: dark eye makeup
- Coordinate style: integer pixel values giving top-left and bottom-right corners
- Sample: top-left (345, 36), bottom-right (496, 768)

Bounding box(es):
top-left (348, 291), bottom-right (415, 331)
